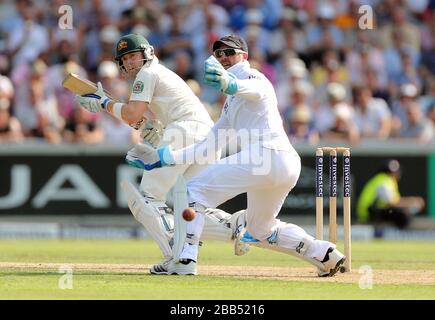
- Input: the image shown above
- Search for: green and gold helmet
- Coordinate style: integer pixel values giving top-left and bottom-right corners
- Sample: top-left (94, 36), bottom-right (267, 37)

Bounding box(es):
top-left (114, 34), bottom-right (154, 71)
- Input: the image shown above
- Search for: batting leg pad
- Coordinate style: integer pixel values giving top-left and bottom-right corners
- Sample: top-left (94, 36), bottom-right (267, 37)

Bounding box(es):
top-left (239, 227), bottom-right (326, 270)
top-left (172, 176), bottom-right (188, 261)
top-left (121, 181), bottom-right (173, 258)
top-left (201, 208), bottom-right (239, 241)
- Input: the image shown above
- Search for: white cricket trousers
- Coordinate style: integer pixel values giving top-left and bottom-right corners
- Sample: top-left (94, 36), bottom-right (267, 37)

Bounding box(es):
top-left (187, 147), bottom-right (300, 240)
top-left (184, 146), bottom-right (332, 262)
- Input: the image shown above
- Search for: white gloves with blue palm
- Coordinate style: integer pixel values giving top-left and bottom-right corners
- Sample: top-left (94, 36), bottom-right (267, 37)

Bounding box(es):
top-left (75, 82), bottom-right (112, 113)
top-left (204, 55), bottom-right (238, 95)
top-left (126, 142), bottom-right (175, 171)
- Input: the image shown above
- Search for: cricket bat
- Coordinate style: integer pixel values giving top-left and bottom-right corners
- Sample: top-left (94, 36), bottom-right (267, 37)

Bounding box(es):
top-left (62, 73), bottom-right (115, 99)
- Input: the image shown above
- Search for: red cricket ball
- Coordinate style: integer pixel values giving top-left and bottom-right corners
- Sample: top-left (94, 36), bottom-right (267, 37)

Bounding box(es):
top-left (182, 208), bottom-right (196, 221)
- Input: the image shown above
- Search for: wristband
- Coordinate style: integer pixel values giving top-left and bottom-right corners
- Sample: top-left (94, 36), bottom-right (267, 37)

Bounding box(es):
top-left (112, 102), bottom-right (124, 121)
top-left (101, 97), bottom-right (111, 109)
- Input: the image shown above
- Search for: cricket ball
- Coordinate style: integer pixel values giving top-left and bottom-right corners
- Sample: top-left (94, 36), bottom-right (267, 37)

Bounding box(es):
top-left (182, 208), bottom-right (196, 221)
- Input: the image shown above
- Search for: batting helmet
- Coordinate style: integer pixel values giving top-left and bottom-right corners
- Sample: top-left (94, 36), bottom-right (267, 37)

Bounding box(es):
top-left (114, 34), bottom-right (154, 72)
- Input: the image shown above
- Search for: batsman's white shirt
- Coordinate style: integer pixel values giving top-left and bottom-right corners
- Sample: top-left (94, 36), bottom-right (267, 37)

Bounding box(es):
top-left (129, 57), bottom-right (214, 200)
top-left (173, 60), bottom-right (302, 240)
top-left (129, 57), bottom-right (212, 128)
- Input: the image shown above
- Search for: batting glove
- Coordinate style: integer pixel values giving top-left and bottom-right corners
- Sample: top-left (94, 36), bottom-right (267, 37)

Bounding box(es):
top-left (139, 119), bottom-right (163, 148)
top-left (204, 55), bottom-right (238, 95)
top-left (125, 143), bottom-right (175, 171)
top-left (75, 82), bottom-right (112, 113)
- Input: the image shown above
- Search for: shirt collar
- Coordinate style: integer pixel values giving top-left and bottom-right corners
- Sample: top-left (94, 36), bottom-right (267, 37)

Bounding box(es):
top-left (227, 60), bottom-right (250, 76)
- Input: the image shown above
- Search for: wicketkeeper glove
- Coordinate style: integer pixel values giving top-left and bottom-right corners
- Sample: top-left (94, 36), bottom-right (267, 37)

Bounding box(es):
top-left (125, 143), bottom-right (175, 171)
top-left (75, 82), bottom-right (112, 113)
top-left (204, 55), bottom-right (238, 95)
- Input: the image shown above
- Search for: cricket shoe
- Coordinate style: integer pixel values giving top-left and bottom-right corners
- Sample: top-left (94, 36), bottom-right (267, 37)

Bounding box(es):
top-left (234, 228), bottom-right (258, 256)
top-left (168, 258), bottom-right (197, 275)
top-left (149, 258), bottom-right (171, 275)
top-left (317, 247), bottom-right (346, 277)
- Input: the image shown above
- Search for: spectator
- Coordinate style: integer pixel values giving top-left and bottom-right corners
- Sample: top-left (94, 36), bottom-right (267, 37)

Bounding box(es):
top-left (353, 86), bottom-right (392, 139)
top-left (46, 60), bottom-right (87, 124)
top-left (383, 30), bottom-right (419, 85)
top-left (99, 25), bottom-right (121, 66)
top-left (229, 0), bottom-right (282, 31)
top-left (28, 69), bottom-right (62, 144)
top-left (170, 50), bottom-right (196, 81)
top-left (391, 49), bottom-right (422, 89)
top-left (305, 3), bottom-right (344, 53)
top-left (0, 1), bottom-right (432, 146)
top-left (314, 82), bottom-right (359, 144)
top-left (420, 26), bottom-right (435, 78)
top-left (363, 68), bottom-right (391, 103)
top-left (346, 40), bottom-right (387, 89)
top-left (97, 61), bottom-right (128, 101)
top-left (11, 58), bottom-right (62, 138)
top-left (311, 50), bottom-right (349, 105)
top-left (268, 8), bottom-right (307, 60)
top-left (282, 79), bottom-right (314, 130)
top-left (239, 9), bottom-right (271, 55)
top-left (159, 12), bottom-right (192, 61)
top-left (419, 77), bottom-right (435, 114)
top-left (281, 80), bottom-right (313, 126)
top-left (248, 48), bottom-right (276, 84)
top-left (427, 102), bottom-right (435, 127)
top-left (63, 107), bottom-right (104, 144)
top-left (4, 0), bottom-right (49, 68)
top-left (396, 101), bottom-right (434, 143)
top-left (286, 106), bottom-right (319, 146)
top-left (391, 83), bottom-right (419, 135)
top-left (275, 57), bottom-right (309, 112)
top-left (98, 112), bottom-right (140, 145)
top-left (379, 5), bottom-right (421, 52)
top-left (357, 159), bottom-right (425, 230)
top-left (0, 75), bottom-right (23, 142)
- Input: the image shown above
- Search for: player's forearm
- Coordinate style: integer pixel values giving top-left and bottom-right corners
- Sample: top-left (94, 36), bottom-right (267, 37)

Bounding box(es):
top-left (233, 78), bottom-right (266, 100)
top-left (106, 101), bottom-right (146, 128)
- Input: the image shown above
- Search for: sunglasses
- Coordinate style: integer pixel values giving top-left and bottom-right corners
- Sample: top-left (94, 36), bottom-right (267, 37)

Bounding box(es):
top-left (213, 48), bottom-right (246, 58)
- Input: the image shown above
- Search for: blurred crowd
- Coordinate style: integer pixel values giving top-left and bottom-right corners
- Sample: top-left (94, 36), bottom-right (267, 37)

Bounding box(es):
top-left (0, 0), bottom-right (434, 145)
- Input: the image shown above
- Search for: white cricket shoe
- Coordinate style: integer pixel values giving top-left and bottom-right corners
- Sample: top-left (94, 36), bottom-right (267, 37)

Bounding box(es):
top-left (168, 258), bottom-right (198, 275)
top-left (317, 247), bottom-right (346, 277)
top-left (150, 258), bottom-right (171, 275)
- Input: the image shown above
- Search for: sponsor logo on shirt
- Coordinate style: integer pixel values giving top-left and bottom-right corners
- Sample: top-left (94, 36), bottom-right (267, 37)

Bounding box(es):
top-left (223, 101), bottom-right (229, 114)
top-left (132, 81), bottom-right (144, 94)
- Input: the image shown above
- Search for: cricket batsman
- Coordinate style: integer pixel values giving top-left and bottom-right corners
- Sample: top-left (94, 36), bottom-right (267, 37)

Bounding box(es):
top-left (75, 33), bottom-right (247, 274)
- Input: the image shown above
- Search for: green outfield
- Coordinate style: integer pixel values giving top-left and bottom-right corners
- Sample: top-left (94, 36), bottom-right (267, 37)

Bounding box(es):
top-left (0, 239), bottom-right (434, 300)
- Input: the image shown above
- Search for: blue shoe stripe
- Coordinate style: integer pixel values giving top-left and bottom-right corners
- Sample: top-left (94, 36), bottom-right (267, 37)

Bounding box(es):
top-left (240, 231), bottom-right (260, 243)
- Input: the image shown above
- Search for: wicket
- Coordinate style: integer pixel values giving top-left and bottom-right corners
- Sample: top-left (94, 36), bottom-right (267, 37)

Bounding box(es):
top-left (315, 147), bottom-right (351, 272)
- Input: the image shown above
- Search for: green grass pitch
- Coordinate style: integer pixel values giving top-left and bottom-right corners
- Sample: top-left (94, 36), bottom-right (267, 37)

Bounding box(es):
top-left (0, 239), bottom-right (434, 300)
